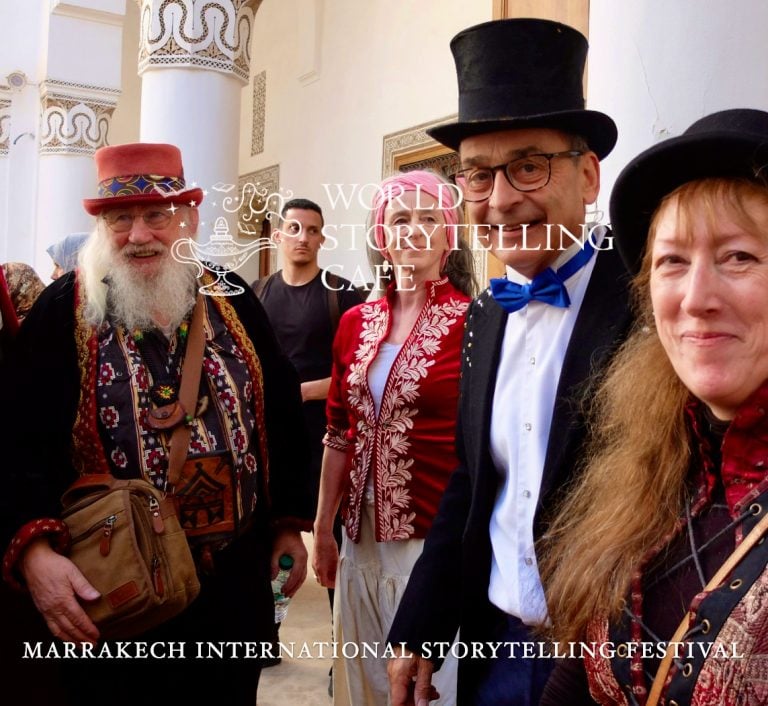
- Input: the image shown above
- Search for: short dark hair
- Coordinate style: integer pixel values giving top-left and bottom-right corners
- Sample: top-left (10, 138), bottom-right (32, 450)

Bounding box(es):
top-left (281, 198), bottom-right (324, 226)
top-left (568, 133), bottom-right (591, 154)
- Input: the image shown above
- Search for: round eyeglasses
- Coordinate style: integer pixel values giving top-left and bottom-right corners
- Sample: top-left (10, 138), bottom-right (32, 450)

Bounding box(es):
top-left (102, 207), bottom-right (174, 233)
top-left (452, 150), bottom-right (584, 202)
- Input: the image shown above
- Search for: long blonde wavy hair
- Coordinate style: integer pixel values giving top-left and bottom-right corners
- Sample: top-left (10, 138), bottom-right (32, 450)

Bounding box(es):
top-left (540, 177), bottom-right (768, 643)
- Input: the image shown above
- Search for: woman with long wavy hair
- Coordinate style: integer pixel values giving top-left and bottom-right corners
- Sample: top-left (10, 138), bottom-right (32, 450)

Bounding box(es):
top-left (540, 109), bottom-right (768, 706)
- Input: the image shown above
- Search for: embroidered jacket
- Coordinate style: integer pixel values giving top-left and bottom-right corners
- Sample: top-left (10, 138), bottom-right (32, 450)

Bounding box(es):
top-left (324, 278), bottom-right (470, 542)
top-left (584, 384), bottom-right (768, 706)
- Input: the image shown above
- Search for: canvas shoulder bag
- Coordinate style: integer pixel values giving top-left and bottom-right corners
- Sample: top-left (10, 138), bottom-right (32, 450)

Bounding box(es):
top-left (61, 474), bottom-right (199, 639)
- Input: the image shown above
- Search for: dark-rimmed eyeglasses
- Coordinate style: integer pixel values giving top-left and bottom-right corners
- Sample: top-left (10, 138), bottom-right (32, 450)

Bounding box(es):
top-left (451, 150), bottom-right (584, 202)
top-left (102, 207), bottom-right (174, 233)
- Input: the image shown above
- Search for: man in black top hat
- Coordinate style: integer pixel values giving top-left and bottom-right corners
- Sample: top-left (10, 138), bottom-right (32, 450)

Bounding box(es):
top-left (387, 18), bottom-right (632, 705)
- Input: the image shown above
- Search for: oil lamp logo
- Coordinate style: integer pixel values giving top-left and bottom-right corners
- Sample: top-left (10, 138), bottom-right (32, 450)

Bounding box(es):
top-left (171, 181), bottom-right (288, 296)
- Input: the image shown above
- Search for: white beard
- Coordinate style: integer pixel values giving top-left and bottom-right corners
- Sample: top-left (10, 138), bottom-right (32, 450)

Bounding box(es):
top-left (106, 245), bottom-right (197, 332)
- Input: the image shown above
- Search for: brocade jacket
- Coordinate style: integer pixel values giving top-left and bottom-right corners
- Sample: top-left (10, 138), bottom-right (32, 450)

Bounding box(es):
top-left (324, 277), bottom-right (470, 542)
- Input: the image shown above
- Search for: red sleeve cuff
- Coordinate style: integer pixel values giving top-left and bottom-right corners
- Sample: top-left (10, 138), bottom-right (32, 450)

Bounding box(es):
top-left (323, 425), bottom-right (349, 452)
top-left (2, 518), bottom-right (71, 591)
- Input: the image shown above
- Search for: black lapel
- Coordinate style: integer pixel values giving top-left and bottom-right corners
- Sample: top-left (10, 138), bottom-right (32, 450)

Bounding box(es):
top-left (461, 288), bottom-right (507, 482)
top-left (537, 239), bottom-right (633, 514)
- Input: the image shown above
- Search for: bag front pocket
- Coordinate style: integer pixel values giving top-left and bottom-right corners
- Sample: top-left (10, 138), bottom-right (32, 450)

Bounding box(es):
top-left (66, 489), bottom-right (157, 625)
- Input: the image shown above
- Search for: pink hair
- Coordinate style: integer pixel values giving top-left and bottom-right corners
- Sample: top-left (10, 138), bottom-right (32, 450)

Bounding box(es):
top-left (370, 171), bottom-right (461, 258)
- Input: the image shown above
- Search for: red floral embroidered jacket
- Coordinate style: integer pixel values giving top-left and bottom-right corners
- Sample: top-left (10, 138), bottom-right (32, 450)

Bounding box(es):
top-left (324, 278), bottom-right (470, 542)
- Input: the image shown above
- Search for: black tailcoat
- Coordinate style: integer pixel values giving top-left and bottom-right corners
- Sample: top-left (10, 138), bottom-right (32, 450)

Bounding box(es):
top-left (388, 242), bottom-right (632, 701)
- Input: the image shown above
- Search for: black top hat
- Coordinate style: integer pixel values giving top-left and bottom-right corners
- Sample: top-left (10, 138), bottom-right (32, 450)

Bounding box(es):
top-left (610, 108), bottom-right (768, 274)
top-left (427, 18), bottom-right (617, 159)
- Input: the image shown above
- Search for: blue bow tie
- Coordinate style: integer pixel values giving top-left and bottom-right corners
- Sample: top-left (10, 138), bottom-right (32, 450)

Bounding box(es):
top-left (490, 239), bottom-right (596, 314)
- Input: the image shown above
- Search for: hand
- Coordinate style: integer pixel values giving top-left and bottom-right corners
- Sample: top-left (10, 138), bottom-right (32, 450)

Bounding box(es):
top-left (312, 528), bottom-right (339, 588)
top-left (20, 538), bottom-right (101, 644)
top-left (388, 646), bottom-right (438, 706)
top-left (271, 529), bottom-right (308, 598)
top-left (300, 377), bottom-right (331, 402)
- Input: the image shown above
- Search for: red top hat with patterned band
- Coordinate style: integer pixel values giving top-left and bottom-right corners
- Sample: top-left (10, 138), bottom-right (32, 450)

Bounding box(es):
top-left (83, 143), bottom-right (204, 216)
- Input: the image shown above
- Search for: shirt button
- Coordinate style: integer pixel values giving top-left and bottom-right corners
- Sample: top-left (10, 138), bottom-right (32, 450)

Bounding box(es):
top-left (529, 356), bottom-right (536, 365)
top-left (525, 557), bottom-right (533, 566)
top-left (524, 422), bottom-right (532, 431)
top-left (522, 490), bottom-right (531, 498)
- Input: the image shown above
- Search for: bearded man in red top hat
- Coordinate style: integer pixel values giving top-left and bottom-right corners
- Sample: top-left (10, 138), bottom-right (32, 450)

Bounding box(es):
top-left (0, 142), bottom-right (313, 706)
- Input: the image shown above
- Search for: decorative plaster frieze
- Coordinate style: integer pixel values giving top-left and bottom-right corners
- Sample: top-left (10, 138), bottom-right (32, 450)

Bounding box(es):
top-left (138, 0), bottom-right (263, 84)
top-left (0, 99), bottom-right (11, 156)
top-left (251, 70), bottom-right (265, 156)
top-left (39, 81), bottom-right (120, 155)
top-left (381, 115), bottom-right (457, 177)
top-left (44, 79), bottom-right (122, 98)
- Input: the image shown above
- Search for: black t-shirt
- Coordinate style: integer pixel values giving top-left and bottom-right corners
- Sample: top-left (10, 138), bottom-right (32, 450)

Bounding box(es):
top-left (253, 270), bottom-right (363, 496)
top-left (254, 270), bottom-right (363, 382)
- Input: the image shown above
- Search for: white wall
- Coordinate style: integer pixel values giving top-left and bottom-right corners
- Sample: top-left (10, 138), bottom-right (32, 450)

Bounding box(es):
top-left (588, 0), bottom-right (768, 213)
top-left (47, 13), bottom-right (123, 85)
top-left (238, 0), bottom-right (490, 284)
top-left (109, 0), bottom-right (142, 146)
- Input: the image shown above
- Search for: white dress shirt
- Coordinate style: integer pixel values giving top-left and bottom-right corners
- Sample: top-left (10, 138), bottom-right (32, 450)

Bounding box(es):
top-left (488, 237), bottom-right (600, 625)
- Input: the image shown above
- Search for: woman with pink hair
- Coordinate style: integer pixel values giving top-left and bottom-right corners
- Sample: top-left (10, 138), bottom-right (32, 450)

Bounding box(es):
top-left (313, 170), bottom-right (475, 705)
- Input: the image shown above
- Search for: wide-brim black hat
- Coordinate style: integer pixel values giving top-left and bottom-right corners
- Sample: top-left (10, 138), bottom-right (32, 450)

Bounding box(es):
top-left (610, 108), bottom-right (768, 274)
top-left (428, 18), bottom-right (617, 159)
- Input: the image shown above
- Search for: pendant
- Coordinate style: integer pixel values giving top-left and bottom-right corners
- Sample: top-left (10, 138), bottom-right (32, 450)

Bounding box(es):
top-left (150, 380), bottom-right (178, 406)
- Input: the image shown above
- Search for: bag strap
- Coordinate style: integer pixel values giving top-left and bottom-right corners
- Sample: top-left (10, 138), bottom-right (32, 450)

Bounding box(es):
top-left (326, 272), bottom-right (341, 334)
top-left (252, 272), bottom-right (274, 300)
top-left (646, 507), bottom-right (768, 705)
top-left (166, 294), bottom-right (207, 490)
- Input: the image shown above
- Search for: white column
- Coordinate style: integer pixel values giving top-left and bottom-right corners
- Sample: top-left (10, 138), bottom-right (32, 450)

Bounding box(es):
top-left (0, 88), bottom-right (24, 262)
top-left (5, 81), bottom-right (45, 267)
top-left (137, 0), bottom-right (263, 233)
top-left (32, 1), bottom-right (126, 276)
top-left (36, 82), bottom-right (120, 270)
top-left (0, 91), bottom-right (15, 263)
top-left (587, 0), bottom-right (768, 202)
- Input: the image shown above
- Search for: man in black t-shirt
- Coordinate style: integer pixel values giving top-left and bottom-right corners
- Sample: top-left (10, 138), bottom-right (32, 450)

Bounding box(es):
top-left (253, 197), bottom-right (362, 545)
top-left (253, 199), bottom-right (362, 503)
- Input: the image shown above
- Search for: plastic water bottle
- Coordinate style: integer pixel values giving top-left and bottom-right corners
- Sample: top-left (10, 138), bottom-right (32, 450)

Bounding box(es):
top-left (271, 554), bottom-right (294, 623)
